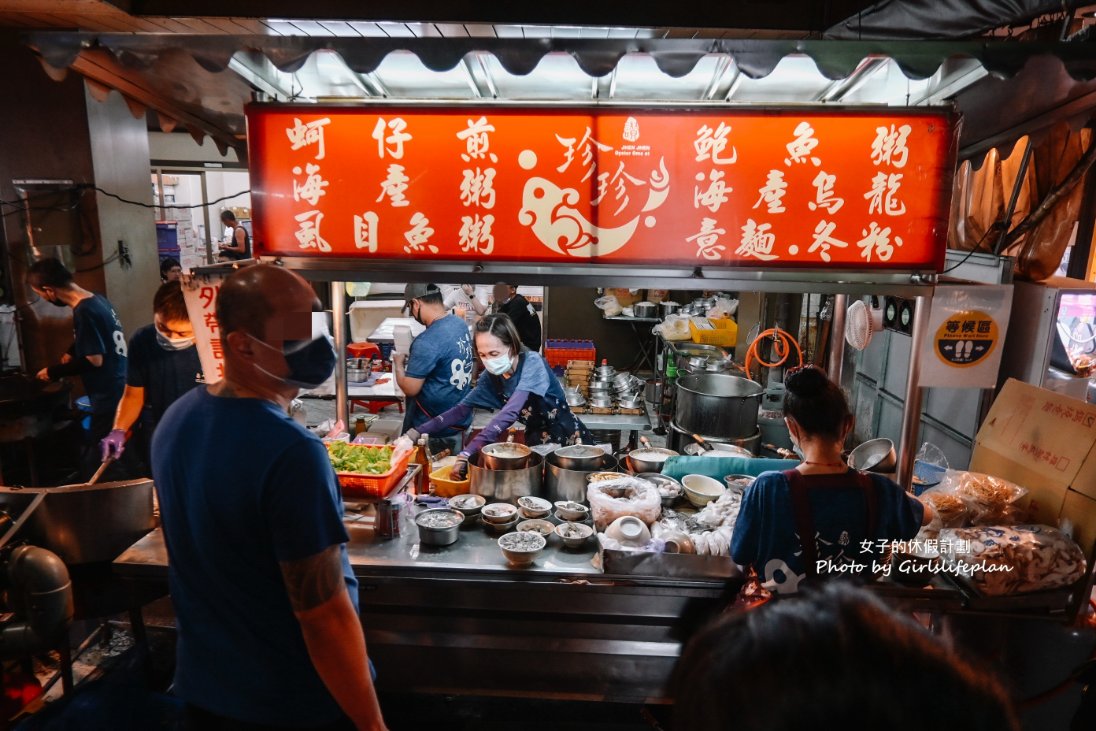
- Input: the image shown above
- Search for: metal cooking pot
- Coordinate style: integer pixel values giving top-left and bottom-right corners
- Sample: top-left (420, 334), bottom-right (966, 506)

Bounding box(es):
top-left (470, 451), bottom-right (544, 502)
top-left (588, 395), bottom-right (614, 409)
top-left (675, 373), bottom-right (763, 439)
top-left (633, 301), bottom-right (657, 318)
top-left (481, 441), bottom-right (533, 470)
top-left (552, 444), bottom-right (607, 471)
top-left (545, 451), bottom-right (617, 503)
top-left (659, 301), bottom-right (681, 317)
top-left (626, 447), bottom-right (679, 474)
top-left (595, 363), bottom-right (616, 379)
top-left (669, 422), bottom-right (761, 455)
top-left (565, 390), bottom-right (586, 407)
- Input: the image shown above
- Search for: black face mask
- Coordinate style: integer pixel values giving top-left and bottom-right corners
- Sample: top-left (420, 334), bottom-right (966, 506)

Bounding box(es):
top-left (46, 296), bottom-right (67, 308)
top-left (411, 301), bottom-right (425, 327)
top-left (250, 333), bottom-right (337, 389)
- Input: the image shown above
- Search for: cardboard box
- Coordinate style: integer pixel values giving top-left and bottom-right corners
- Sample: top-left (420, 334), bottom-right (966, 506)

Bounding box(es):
top-left (970, 379), bottom-right (1096, 602)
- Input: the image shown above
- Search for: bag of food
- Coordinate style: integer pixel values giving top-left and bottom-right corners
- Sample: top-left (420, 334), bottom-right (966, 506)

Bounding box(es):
top-left (919, 485), bottom-right (970, 529)
top-left (942, 470), bottom-right (1028, 526)
top-left (587, 475), bottom-right (661, 530)
top-left (938, 525), bottom-right (1087, 596)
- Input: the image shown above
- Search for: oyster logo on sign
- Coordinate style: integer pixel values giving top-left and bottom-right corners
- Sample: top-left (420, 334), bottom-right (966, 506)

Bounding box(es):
top-left (623, 117), bottom-right (640, 143)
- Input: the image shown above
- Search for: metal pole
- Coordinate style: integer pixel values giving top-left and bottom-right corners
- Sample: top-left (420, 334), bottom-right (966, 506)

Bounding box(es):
top-left (331, 281), bottom-right (349, 429)
top-left (827, 293), bottom-right (848, 386)
top-left (897, 294), bottom-right (931, 491)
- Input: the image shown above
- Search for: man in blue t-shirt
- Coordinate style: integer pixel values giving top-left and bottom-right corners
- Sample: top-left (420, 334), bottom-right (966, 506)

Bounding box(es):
top-left (393, 283), bottom-right (474, 453)
top-left (152, 264), bottom-right (387, 731)
top-left (28, 258), bottom-right (126, 478)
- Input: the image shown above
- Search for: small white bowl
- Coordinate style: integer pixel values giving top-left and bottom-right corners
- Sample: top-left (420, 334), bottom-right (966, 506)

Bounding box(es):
top-left (554, 521), bottom-right (594, 549)
top-left (681, 474), bottom-right (726, 507)
top-left (517, 495), bottom-right (552, 519)
top-left (482, 503), bottom-right (519, 524)
top-left (516, 518), bottom-right (555, 538)
top-left (498, 531), bottom-right (547, 566)
top-left (604, 516), bottom-right (652, 547)
top-left (554, 500), bottom-right (590, 522)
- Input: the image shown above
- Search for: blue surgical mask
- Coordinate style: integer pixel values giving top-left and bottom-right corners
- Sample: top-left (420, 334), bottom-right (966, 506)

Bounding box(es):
top-left (250, 332), bottom-right (336, 389)
top-left (156, 330), bottom-right (195, 351)
top-left (483, 353), bottom-right (514, 376)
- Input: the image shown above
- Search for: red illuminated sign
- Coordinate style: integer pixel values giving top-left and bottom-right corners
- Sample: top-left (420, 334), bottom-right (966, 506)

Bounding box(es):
top-left (247, 105), bottom-right (956, 270)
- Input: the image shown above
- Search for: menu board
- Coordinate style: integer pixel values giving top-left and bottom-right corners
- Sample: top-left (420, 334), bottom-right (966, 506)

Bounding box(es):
top-left (246, 105), bottom-right (956, 270)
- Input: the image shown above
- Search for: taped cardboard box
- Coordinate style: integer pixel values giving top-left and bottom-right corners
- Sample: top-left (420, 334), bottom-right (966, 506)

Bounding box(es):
top-left (969, 379), bottom-right (1096, 616)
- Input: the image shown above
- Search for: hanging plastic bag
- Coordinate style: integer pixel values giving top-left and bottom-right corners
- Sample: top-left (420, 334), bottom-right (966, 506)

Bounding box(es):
top-left (593, 295), bottom-right (622, 317)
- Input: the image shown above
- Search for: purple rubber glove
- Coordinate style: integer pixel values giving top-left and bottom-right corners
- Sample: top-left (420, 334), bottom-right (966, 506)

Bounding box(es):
top-left (100, 429), bottom-right (127, 461)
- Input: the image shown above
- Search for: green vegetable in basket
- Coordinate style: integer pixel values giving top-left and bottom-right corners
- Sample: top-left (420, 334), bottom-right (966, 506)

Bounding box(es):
top-left (326, 442), bottom-right (393, 475)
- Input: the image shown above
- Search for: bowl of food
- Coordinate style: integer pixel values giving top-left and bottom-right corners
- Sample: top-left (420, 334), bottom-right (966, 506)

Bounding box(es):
top-left (516, 518), bottom-right (555, 538)
top-left (517, 495), bottom-right (553, 519)
top-left (498, 531), bottom-right (547, 566)
top-left (637, 472), bottom-right (683, 507)
top-left (447, 493), bottom-right (486, 520)
top-left (723, 474), bottom-right (755, 495)
top-left (481, 502), bottom-right (519, 524)
top-left (681, 474), bottom-right (726, 507)
top-left (482, 441), bottom-right (533, 470)
top-left (554, 521), bottom-right (594, 549)
top-left (554, 500), bottom-right (590, 522)
top-left (414, 508), bottom-right (464, 547)
top-left (483, 514), bottom-right (520, 535)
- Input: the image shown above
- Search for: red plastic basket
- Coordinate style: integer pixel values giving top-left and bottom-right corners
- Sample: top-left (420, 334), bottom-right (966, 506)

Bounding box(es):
top-left (328, 443), bottom-right (413, 500)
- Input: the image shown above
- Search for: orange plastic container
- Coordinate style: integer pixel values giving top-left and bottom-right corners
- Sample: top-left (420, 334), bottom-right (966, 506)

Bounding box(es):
top-left (329, 444), bottom-right (413, 500)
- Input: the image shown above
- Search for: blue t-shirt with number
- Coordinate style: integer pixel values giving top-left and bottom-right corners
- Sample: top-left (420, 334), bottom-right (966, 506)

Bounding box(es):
top-left (403, 314), bottom-right (474, 433)
top-left (152, 387), bottom-right (357, 726)
top-left (72, 294), bottom-right (126, 415)
top-left (730, 469), bottom-right (924, 594)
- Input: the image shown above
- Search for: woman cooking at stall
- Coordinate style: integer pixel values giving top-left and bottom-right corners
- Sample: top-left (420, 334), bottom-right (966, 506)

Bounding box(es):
top-left (730, 365), bottom-right (933, 595)
top-left (401, 314), bottom-right (594, 480)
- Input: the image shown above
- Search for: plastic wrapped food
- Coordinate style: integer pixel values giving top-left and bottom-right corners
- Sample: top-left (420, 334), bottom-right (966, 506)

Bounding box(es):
top-left (920, 486), bottom-right (970, 529)
top-left (938, 525), bottom-right (1086, 596)
top-left (587, 476), bottom-right (661, 530)
top-left (653, 490), bottom-right (742, 557)
top-left (943, 470), bottom-right (1028, 525)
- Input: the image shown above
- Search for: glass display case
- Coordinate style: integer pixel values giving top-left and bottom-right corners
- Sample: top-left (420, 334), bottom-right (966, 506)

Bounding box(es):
top-left (1000, 277), bottom-right (1096, 403)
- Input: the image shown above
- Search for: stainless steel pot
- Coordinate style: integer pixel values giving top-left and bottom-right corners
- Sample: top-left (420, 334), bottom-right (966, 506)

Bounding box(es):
top-left (470, 451), bottom-right (544, 502)
top-left (415, 508), bottom-right (463, 546)
top-left (552, 444), bottom-right (608, 471)
top-left (644, 379), bottom-right (663, 404)
top-left (674, 373), bottom-right (763, 439)
top-left (659, 301), bottom-right (680, 318)
top-left (626, 447), bottom-right (679, 474)
top-left (673, 343), bottom-right (727, 373)
top-left (618, 394), bottom-right (644, 410)
top-left (633, 301), bottom-right (657, 318)
top-left (589, 395), bottom-right (614, 408)
top-left (595, 363), bottom-right (616, 379)
top-left (669, 422), bottom-right (761, 455)
top-left (545, 451), bottom-right (618, 503)
top-left (481, 441), bottom-right (533, 470)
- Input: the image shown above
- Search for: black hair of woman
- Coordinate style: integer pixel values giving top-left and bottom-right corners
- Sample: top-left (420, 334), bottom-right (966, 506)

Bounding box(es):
top-left (783, 364), bottom-right (852, 442)
top-left (473, 313), bottom-right (525, 355)
top-left (672, 581), bottom-right (1019, 731)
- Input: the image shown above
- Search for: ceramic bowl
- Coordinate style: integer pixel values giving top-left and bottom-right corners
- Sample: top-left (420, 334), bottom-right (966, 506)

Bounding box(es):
top-left (447, 493), bottom-right (486, 518)
top-left (554, 500), bottom-right (590, 522)
top-left (481, 502), bottom-right (519, 524)
top-left (498, 531), bottom-right (547, 566)
top-left (516, 518), bottom-right (555, 538)
top-left (604, 516), bottom-right (652, 547)
top-left (517, 495), bottom-right (553, 519)
top-left (681, 474), bottom-right (726, 507)
top-left (483, 514), bottom-right (520, 535)
top-left (554, 521), bottom-right (594, 549)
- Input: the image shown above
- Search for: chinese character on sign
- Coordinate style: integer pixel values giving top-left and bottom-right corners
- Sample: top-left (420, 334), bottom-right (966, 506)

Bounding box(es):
top-left (809, 171), bottom-right (844, 214)
top-left (864, 172), bottom-right (906, 216)
top-left (736, 219), bottom-right (779, 261)
top-left (694, 170), bottom-right (732, 213)
top-left (459, 214), bottom-right (495, 255)
top-left (198, 286), bottom-right (218, 310)
top-left (808, 220), bottom-right (849, 263)
top-left (556, 128), bottom-right (611, 180)
top-left (871, 124), bottom-right (912, 168)
top-left (285, 117), bottom-right (331, 159)
top-left (459, 167), bottom-right (497, 209)
top-left (372, 117), bottom-right (412, 159)
top-left (294, 210), bottom-right (330, 253)
top-left (457, 116), bottom-right (498, 163)
top-left (376, 164), bottom-right (410, 207)
top-left (857, 222), bottom-right (901, 262)
top-left (593, 162), bottom-right (645, 214)
top-left (291, 163), bottom-right (329, 207)
top-left (210, 338), bottom-right (223, 359)
top-left (785, 121), bottom-right (821, 167)
top-left (403, 212), bottom-right (437, 254)
top-left (354, 211), bottom-right (379, 253)
top-left (686, 218), bottom-right (726, 261)
top-left (694, 123), bottom-right (737, 165)
top-left (753, 170), bottom-right (787, 214)
top-left (203, 312), bottom-right (219, 333)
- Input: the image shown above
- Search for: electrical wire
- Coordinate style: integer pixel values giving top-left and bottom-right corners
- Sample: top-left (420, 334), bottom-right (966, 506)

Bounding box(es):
top-left (940, 227), bottom-right (997, 274)
top-left (0, 184), bottom-right (251, 211)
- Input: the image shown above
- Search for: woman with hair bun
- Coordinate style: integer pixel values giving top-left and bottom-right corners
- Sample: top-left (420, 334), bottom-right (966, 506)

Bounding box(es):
top-left (730, 365), bottom-right (933, 594)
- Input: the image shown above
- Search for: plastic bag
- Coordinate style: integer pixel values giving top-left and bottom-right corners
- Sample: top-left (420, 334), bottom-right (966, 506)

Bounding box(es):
top-left (593, 295), bottom-right (622, 317)
top-left (587, 475), bottom-right (661, 530)
top-left (943, 470), bottom-right (1029, 526)
top-left (654, 314), bottom-right (692, 341)
top-left (939, 525), bottom-right (1087, 596)
top-left (919, 485), bottom-right (970, 529)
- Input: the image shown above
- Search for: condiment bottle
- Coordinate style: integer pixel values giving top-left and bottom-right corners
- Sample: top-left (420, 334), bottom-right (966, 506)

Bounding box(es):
top-left (412, 436), bottom-right (431, 494)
